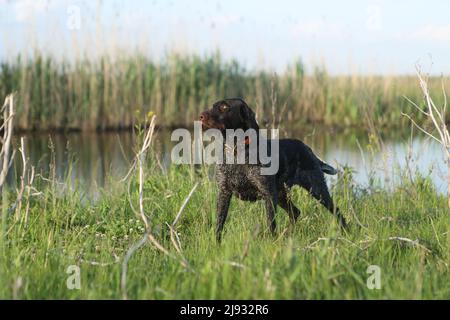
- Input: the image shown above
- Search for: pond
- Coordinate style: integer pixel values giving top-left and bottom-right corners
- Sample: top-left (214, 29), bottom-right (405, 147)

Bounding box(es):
top-left (6, 125), bottom-right (446, 197)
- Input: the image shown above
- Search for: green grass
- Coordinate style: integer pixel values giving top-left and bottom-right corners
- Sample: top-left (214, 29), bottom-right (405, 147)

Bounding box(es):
top-left (1, 52), bottom-right (448, 131)
top-left (0, 160), bottom-right (449, 299)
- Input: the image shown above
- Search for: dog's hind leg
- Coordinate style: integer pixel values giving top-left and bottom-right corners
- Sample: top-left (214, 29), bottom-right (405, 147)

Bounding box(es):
top-left (264, 194), bottom-right (277, 235)
top-left (278, 189), bottom-right (301, 225)
top-left (301, 171), bottom-right (348, 229)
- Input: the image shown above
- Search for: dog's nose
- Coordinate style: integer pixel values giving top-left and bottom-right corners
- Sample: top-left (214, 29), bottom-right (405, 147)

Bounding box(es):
top-left (199, 112), bottom-right (209, 122)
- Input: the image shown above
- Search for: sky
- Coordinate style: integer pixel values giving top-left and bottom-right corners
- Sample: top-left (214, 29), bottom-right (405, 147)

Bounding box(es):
top-left (0, 0), bottom-right (449, 75)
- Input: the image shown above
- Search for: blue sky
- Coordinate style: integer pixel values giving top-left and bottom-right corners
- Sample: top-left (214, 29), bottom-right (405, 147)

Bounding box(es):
top-left (1, 0), bottom-right (449, 74)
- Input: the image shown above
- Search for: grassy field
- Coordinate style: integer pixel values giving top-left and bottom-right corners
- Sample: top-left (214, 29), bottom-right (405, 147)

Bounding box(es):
top-left (1, 52), bottom-right (448, 131)
top-left (1, 52), bottom-right (449, 299)
top-left (1, 153), bottom-right (449, 299)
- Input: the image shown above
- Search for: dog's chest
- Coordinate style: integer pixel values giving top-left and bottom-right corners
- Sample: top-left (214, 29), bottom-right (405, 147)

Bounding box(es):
top-left (217, 164), bottom-right (262, 201)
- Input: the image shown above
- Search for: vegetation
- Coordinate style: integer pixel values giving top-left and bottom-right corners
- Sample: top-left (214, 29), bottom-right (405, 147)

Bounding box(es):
top-left (1, 53), bottom-right (449, 300)
top-left (0, 52), bottom-right (448, 131)
top-left (0, 151), bottom-right (449, 299)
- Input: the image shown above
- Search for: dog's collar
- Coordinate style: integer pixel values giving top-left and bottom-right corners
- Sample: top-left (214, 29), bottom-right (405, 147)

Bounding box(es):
top-left (224, 137), bottom-right (252, 156)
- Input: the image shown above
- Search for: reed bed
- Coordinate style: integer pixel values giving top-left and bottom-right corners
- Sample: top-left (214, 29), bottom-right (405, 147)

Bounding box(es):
top-left (1, 52), bottom-right (447, 131)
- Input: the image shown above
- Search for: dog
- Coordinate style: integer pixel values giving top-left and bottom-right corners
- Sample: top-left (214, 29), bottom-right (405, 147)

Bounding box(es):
top-left (199, 98), bottom-right (348, 242)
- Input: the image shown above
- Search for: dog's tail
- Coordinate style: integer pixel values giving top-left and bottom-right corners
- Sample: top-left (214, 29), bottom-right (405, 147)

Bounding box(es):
top-left (305, 144), bottom-right (338, 175)
top-left (319, 159), bottom-right (337, 175)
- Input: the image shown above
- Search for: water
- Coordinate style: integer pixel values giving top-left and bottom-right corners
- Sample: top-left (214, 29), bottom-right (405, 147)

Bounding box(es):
top-left (7, 126), bottom-right (446, 196)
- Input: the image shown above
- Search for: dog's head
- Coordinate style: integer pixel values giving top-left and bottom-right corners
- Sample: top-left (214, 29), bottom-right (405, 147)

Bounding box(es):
top-left (199, 98), bottom-right (259, 132)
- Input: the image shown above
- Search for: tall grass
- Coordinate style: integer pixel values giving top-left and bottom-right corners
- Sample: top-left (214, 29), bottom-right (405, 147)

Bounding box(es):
top-left (0, 156), bottom-right (448, 299)
top-left (1, 52), bottom-right (447, 131)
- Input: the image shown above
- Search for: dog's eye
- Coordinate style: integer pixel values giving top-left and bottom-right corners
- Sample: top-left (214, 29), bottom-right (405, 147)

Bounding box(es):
top-left (219, 104), bottom-right (228, 112)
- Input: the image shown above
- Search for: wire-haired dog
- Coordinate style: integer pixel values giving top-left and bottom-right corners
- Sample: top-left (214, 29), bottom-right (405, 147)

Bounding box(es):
top-left (200, 98), bottom-right (348, 242)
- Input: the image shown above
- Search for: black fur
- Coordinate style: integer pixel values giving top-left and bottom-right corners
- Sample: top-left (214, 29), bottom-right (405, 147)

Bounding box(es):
top-left (200, 98), bottom-right (348, 242)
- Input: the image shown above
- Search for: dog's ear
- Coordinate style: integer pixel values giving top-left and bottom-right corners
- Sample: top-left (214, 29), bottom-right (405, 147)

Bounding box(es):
top-left (240, 102), bottom-right (259, 130)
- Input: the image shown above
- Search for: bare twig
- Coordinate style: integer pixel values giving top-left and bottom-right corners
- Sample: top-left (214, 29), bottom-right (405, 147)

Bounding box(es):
top-left (387, 236), bottom-right (432, 253)
top-left (15, 138), bottom-right (27, 219)
top-left (403, 65), bottom-right (450, 209)
top-left (400, 112), bottom-right (441, 144)
top-left (303, 235), bottom-right (432, 255)
top-left (121, 230), bottom-right (150, 300)
top-left (167, 182), bottom-right (198, 255)
top-left (303, 236), bottom-right (361, 251)
top-left (120, 115), bottom-right (190, 300)
top-left (0, 94), bottom-right (15, 191)
top-left (172, 182), bottom-right (199, 227)
top-left (7, 138), bottom-right (36, 225)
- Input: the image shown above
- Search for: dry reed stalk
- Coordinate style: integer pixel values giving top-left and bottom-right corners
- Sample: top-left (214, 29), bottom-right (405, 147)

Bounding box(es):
top-left (168, 182), bottom-right (199, 254)
top-left (14, 138), bottom-right (36, 225)
top-left (120, 115), bottom-right (193, 300)
top-left (0, 94), bottom-right (16, 191)
top-left (402, 65), bottom-right (450, 209)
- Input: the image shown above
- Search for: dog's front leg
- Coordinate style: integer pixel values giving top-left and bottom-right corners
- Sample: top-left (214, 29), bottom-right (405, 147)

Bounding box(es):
top-left (248, 174), bottom-right (278, 235)
top-left (216, 190), bottom-right (232, 243)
